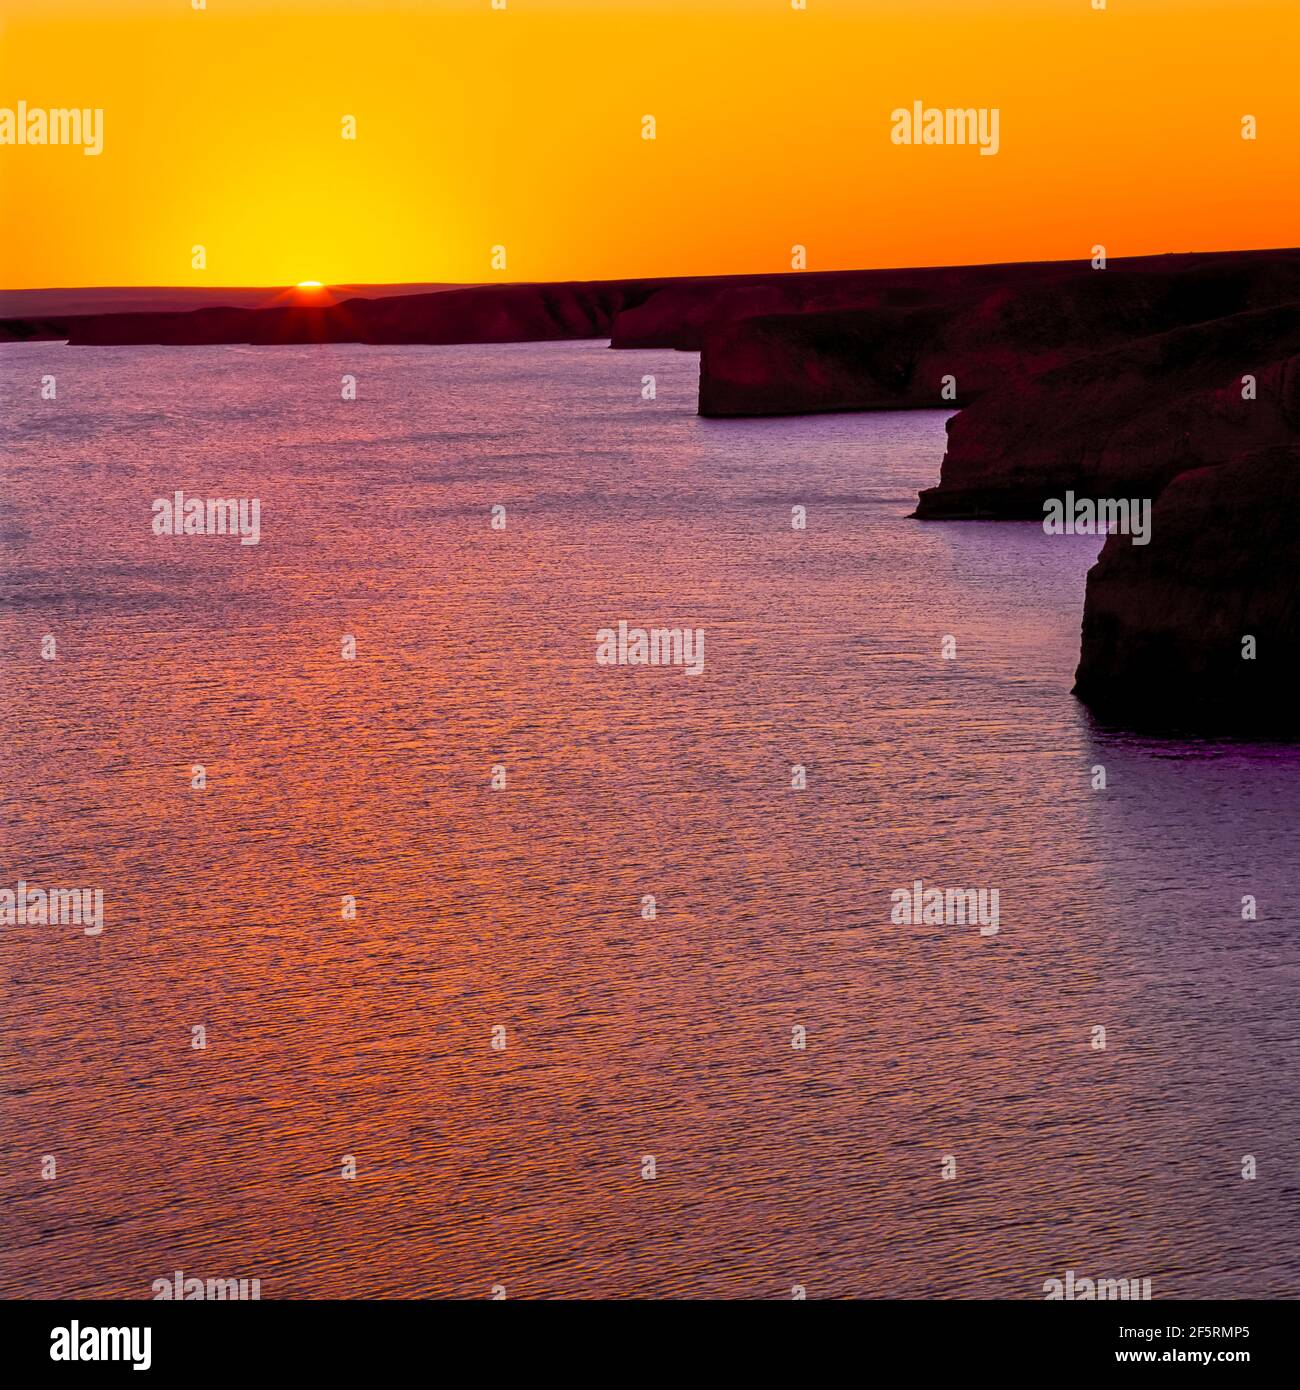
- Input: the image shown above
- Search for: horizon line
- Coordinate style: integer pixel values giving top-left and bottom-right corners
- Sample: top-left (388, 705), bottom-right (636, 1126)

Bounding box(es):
top-left (5, 243), bottom-right (1300, 298)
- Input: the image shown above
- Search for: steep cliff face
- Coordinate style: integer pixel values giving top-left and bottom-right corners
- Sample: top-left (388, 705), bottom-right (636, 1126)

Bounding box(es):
top-left (699, 263), bottom-right (1300, 419)
top-left (1073, 446), bottom-right (1300, 732)
top-left (697, 303), bottom-right (970, 415)
top-left (914, 304), bottom-right (1300, 518)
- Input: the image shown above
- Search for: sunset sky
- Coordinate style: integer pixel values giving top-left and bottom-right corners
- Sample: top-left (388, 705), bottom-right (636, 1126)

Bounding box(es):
top-left (1, 0), bottom-right (1296, 288)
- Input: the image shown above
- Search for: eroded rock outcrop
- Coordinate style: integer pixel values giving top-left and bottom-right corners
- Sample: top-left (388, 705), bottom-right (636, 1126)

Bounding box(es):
top-left (698, 302), bottom-right (970, 414)
top-left (914, 303), bottom-right (1300, 518)
top-left (698, 256), bottom-right (1300, 417)
top-left (1073, 446), bottom-right (1300, 732)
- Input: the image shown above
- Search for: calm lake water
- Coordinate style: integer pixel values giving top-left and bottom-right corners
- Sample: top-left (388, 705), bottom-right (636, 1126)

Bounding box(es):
top-left (1, 340), bottom-right (1298, 1298)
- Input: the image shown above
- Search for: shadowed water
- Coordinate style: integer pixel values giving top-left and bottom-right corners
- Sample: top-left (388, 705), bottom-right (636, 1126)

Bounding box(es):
top-left (1, 340), bottom-right (1298, 1299)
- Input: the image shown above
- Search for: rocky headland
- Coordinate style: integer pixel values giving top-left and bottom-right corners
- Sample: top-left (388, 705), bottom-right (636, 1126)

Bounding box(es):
top-left (914, 302), bottom-right (1300, 518)
top-left (698, 259), bottom-right (1300, 418)
top-left (1073, 446), bottom-right (1300, 732)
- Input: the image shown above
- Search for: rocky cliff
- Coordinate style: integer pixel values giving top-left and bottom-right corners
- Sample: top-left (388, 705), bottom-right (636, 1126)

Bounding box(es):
top-left (914, 303), bottom-right (1300, 518)
top-left (699, 259), bottom-right (1300, 418)
top-left (1073, 446), bottom-right (1300, 732)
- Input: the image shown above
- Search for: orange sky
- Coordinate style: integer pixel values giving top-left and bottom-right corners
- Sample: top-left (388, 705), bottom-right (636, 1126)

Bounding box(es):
top-left (0, 0), bottom-right (1295, 288)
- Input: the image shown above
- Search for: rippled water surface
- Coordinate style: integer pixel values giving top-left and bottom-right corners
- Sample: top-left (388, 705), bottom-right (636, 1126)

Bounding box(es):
top-left (2, 340), bottom-right (1298, 1298)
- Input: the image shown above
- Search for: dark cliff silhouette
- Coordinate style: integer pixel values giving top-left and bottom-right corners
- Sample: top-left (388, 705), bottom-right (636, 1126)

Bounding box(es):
top-left (1074, 446), bottom-right (1300, 733)
top-left (914, 302), bottom-right (1300, 519)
